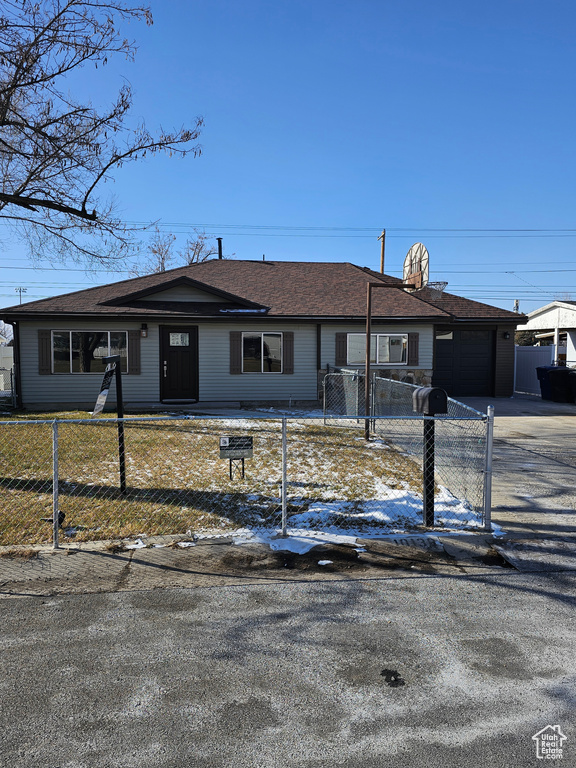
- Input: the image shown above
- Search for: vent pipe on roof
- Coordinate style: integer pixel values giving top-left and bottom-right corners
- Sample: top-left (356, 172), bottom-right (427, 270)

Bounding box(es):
top-left (217, 237), bottom-right (223, 259)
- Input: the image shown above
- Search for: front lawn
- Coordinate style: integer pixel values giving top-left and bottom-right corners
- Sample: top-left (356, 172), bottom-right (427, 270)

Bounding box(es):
top-left (0, 414), bottom-right (479, 546)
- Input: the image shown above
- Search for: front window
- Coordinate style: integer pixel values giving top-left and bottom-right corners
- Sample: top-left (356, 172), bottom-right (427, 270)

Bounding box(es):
top-left (52, 331), bottom-right (128, 373)
top-left (242, 332), bottom-right (282, 373)
top-left (347, 334), bottom-right (407, 365)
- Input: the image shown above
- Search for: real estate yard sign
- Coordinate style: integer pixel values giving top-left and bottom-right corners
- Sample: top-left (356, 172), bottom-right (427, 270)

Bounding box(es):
top-left (92, 365), bottom-right (115, 417)
top-left (219, 436), bottom-right (254, 459)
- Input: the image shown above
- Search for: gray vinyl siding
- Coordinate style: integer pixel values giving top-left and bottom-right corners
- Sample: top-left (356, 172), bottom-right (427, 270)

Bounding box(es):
top-left (19, 319), bottom-right (430, 407)
top-left (494, 325), bottom-right (515, 397)
top-left (197, 322), bottom-right (317, 400)
top-left (19, 319), bottom-right (318, 406)
top-left (19, 319), bottom-right (159, 406)
top-left (320, 324), bottom-right (433, 369)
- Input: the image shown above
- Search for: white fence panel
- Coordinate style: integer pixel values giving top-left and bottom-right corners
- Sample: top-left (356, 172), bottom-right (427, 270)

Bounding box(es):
top-left (514, 345), bottom-right (554, 395)
top-left (0, 347), bottom-right (13, 370)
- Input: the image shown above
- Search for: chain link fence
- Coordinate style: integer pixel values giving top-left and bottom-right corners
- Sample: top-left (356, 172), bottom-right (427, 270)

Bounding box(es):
top-left (324, 373), bottom-right (491, 529)
top-left (0, 380), bottom-right (492, 549)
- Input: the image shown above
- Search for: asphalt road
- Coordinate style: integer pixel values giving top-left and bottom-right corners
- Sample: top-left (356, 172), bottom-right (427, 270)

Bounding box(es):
top-left (2, 570), bottom-right (575, 768)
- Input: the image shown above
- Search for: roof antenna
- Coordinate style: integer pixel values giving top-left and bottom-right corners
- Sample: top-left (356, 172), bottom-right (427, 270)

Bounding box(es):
top-left (217, 237), bottom-right (223, 259)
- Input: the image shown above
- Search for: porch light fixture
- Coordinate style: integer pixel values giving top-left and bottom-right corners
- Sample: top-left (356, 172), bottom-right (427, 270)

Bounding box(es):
top-left (140, 323), bottom-right (148, 338)
top-left (502, 331), bottom-right (511, 340)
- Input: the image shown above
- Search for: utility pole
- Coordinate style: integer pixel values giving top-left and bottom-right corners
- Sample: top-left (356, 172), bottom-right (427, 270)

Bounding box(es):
top-left (378, 229), bottom-right (386, 274)
top-left (15, 287), bottom-right (27, 304)
top-left (364, 282), bottom-right (404, 440)
top-left (513, 299), bottom-right (519, 313)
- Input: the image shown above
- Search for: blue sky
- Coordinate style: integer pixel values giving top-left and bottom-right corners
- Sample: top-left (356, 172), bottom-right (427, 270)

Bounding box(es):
top-left (2, 0), bottom-right (576, 313)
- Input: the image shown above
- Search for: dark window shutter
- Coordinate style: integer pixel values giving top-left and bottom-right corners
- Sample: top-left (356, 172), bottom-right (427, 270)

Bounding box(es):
top-left (335, 333), bottom-right (347, 366)
top-left (283, 332), bottom-right (294, 374)
top-left (230, 331), bottom-right (242, 374)
top-left (38, 330), bottom-right (52, 375)
top-left (128, 330), bottom-right (141, 375)
top-left (407, 333), bottom-right (419, 366)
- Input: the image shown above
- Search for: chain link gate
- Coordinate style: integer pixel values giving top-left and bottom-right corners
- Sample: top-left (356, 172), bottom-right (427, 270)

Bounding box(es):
top-left (324, 373), bottom-right (492, 529)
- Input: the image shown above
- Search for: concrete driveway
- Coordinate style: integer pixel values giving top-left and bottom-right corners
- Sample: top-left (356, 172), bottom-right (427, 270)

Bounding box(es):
top-left (461, 394), bottom-right (576, 536)
top-left (1, 393), bottom-right (576, 767)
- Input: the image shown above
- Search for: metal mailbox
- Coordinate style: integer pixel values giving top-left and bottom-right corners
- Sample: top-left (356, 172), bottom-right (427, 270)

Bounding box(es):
top-left (412, 386), bottom-right (448, 416)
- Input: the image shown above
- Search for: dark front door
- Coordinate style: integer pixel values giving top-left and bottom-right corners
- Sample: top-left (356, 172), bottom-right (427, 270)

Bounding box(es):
top-left (160, 326), bottom-right (199, 401)
top-left (433, 328), bottom-right (495, 396)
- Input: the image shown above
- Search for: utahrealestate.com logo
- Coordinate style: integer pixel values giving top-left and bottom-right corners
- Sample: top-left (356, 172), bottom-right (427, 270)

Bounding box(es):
top-left (532, 725), bottom-right (567, 760)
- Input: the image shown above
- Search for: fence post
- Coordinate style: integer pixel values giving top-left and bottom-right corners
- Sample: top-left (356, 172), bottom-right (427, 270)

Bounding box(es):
top-left (52, 420), bottom-right (59, 549)
top-left (422, 417), bottom-right (435, 527)
top-left (281, 418), bottom-right (288, 537)
top-left (483, 405), bottom-right (494, 531)
top-left (10, 368), bottom-right (16, 408)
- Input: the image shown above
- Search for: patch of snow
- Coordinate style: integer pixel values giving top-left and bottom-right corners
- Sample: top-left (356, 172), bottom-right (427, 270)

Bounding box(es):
top-left (125, 538), bottom-right (147, 550)
top-left (318, 560), bottom-right (333, 566)
top-left (219, 308), bottom-right (268, 313)
top-left (231, 528), bottom-right (360, 554)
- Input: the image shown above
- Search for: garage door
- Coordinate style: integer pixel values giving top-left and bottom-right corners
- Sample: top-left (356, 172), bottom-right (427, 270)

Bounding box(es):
top-left (433, 328), bottom-right (495, 396)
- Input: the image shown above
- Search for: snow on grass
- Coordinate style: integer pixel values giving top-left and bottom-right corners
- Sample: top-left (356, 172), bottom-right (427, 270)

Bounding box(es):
top-left (0, 413), bottom-right (483, 545)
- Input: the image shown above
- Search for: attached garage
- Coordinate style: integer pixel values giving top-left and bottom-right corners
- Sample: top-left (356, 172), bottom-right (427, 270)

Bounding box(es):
top-left (432, 324), bottom-right (516, 397)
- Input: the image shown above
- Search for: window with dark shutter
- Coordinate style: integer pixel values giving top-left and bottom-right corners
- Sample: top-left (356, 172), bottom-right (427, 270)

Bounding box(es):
top-left (44, 330), bottom-right (132, 374)
top-left (407, 333), bottom-right (419, 366)
top-left (283, 332), bottom-right (294, 374)
top-left (230, 331), bottom-right (242, 374)
top-left (127, 330), bottom-right (141, 375)
top-left (38, 330), bottom-right (51, 375)
top-left (335, 333), bottom-right (347, 366)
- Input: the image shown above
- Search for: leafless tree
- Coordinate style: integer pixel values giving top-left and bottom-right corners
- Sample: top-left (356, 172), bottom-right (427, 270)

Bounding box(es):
top-left (0, 320), bottom-right (13, 344)
top-left (130, 227), bottom-right (233, 275)
top-left (130, 225), bottom-right (175, 275)
top-left (179, 229), bottom-right (219, 265)
top-left (0, 1), bottom-right (203, 266)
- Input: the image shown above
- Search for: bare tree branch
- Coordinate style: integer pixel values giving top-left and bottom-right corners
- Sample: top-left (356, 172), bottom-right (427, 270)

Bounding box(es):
top-left (0, 0), bottom-right (203, 266)
top-left (130, 228), bottom-right (233, 276)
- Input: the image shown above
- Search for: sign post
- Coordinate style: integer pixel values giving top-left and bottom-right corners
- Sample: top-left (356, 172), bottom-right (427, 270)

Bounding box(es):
top-left (92, 355), bottom-right (126, 494)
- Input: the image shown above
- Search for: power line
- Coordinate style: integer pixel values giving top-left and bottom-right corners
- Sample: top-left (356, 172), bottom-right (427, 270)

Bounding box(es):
top-left (1, 261), bottom-right (576, 276)
top-left (127, 221), bottom-right (576, 233)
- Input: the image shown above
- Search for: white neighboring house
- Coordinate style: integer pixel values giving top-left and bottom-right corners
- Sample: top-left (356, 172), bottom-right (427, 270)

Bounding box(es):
top-left (0, 344), bottom-right (13, 369)
top-left (0, 336), bottom-right (14, 394)
top-left (516, 300), bottom-right (576, 366)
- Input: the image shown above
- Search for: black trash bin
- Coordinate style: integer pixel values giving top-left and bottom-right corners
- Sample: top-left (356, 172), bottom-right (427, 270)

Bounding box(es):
top-left (536, 366), bottom-right (556, 401)
top-left (547, 366), bottom-right (573, 403)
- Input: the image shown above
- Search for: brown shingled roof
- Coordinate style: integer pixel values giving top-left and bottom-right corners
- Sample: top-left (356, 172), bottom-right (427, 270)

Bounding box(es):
top-left (0, 259), bottom-right (521, 322)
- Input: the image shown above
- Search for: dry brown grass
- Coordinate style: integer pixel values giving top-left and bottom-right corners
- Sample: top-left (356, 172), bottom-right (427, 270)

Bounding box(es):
top-left (0, 414), bottom-right (425, 546)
